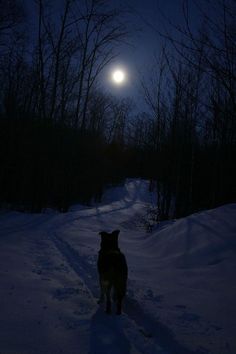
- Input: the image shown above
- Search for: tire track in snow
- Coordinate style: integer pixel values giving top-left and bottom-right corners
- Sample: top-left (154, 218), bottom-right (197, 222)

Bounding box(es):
top-left (50, 232), bottom-right (98, 304)
top-left (123, 299), bottom-right (199, 354)
top-left (49, 232), bottom-right (200, 354)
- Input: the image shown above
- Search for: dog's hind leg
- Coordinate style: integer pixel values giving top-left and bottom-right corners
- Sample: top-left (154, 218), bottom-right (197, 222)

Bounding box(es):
top-left (97, 278), bottom-right (106, 304)
top-left (115, 282), bottom-right (126, 315)
top-left (97, 293), bottom-right (104, 304)
top-left (116, 295), bottom-right (122, 315)
top-left (106, 285), bottom-right (112, 314)
top-left (113, 289), bottom-right (122, 314)
top-left (112, 288), bottom-right (117, 302)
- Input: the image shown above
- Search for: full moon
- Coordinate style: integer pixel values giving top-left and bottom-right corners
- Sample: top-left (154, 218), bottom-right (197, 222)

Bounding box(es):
top-left (112, 69), bottom-right (125, 84)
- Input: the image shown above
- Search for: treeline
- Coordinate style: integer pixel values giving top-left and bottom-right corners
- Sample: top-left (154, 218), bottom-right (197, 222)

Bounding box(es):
top-left (0, 0), bottom-right (132, 212)
top-left (0, 117), bottom-right (132, 212)
top-left (0, 0), bottom-right (235, 218)
top-left (129, 0), bottom-right (236, 219)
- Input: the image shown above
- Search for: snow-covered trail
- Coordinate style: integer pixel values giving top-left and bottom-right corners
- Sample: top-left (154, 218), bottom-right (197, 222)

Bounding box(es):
top-left (0, 179), bottom-right (236, 354)
top-left (0, 180), bottom-right (166, 354)
top-left (50, 232), bottom-right (195, 354)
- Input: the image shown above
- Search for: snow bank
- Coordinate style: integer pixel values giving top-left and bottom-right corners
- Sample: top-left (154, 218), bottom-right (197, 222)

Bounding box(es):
top-left (144, 203), bottom-right (236, 268)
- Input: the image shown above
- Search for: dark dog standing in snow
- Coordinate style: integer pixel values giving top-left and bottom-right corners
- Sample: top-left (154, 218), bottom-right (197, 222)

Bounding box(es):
top-left (97, 230), bottom-right (128, 315)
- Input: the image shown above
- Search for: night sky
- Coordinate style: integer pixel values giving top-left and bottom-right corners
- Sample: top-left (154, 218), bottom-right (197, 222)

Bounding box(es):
top-left (101, 0), bottom-right (196, 106)
top-left (99, 0), bottom-right (205, 106)
top-left (22, 0), bottom-right (211, 112)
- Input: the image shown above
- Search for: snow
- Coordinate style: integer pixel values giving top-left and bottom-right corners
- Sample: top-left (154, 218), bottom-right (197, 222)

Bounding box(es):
top-left (0, 179), bottom-right (235, 354)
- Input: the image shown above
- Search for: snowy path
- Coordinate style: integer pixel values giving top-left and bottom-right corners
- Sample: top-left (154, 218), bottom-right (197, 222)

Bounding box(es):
top-left (50, 232), bottom-right (195, 354)
top-left (0, 179), bottom-right (236, 354)
top-left (50, 232), bottom-right (166, 354)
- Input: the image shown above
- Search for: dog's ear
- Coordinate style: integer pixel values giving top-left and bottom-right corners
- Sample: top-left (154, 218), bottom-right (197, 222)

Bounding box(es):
top-left (99, 231), bottom-right (107, 237)
top-left (112, 229), bottom-right (120, 238)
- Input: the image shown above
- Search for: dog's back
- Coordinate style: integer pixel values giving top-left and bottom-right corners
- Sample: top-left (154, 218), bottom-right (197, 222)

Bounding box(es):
top-left (98, 230), bottom-right (128, 314)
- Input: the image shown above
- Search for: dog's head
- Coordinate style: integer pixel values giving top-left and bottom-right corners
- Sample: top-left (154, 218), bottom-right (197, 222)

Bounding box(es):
top-left (99, 230), bottom-right (120, 252)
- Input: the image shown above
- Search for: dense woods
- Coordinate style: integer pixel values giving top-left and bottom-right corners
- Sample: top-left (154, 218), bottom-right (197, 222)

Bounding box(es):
top-left (135, 0), bottom-right (236, 219)
top-left (0, 0), bottom-right (235, 218)
top-left (0, 0), bottom-right (130, 211)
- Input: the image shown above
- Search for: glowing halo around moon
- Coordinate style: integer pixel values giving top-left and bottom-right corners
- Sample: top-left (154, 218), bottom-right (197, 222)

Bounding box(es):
top-left (111, 69), bottom-right (126, 85)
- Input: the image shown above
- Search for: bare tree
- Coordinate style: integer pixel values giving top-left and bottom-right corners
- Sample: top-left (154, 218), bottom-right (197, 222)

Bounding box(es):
top-left (33, 0), bottom-right (127, 126)
top-left (73, 0), bottom-right (127, 129)
top-left (0, 0), bottom-right (24, 48)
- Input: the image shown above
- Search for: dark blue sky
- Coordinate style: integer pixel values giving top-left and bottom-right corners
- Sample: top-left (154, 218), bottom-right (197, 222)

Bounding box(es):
top-left (102, 0), bottom-right (205, 110)
top-left (23, 0), bottom-right (207, 112)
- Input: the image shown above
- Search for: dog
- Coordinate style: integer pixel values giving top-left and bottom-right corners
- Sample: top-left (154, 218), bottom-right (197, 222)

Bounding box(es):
top-left (97, 229), bottom-right (128, 315)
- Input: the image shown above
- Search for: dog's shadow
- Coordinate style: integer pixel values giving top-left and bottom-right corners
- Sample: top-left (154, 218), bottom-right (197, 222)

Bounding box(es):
top-left (89, 307), bottom-right (131, 354)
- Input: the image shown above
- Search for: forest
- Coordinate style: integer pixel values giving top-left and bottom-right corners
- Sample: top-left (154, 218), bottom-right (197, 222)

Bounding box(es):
top-left (0, 0), bottom-right (235, 219)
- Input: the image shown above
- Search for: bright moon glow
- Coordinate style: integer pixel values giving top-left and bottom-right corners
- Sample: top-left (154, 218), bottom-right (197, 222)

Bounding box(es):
top-left (112, 69), bottom-right (125, 84)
